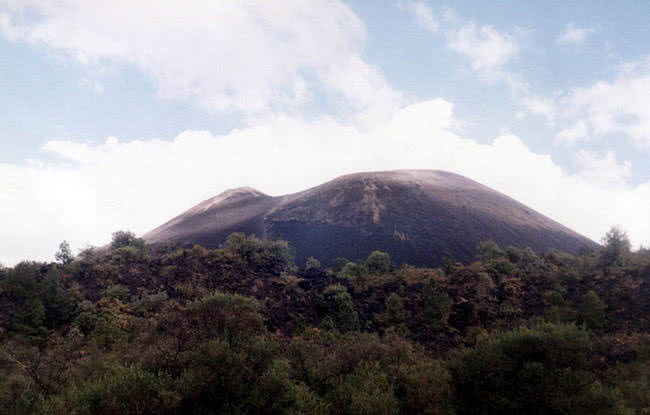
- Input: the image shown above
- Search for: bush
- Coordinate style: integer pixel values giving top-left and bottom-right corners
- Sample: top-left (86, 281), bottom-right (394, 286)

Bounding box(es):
top-left (452, 323), bottom-right (617, 415)
top-left (421, 278), bottom-right (451, 332)
top-left (323, 285), bottom-right (360, 333)
top-left (225, 233), bottom-right (295, 275)
top-left (581, 290), bottom-right (607, 331)
top-left (110, 231), bottom-right (145, 251)
top-left (305, 257), bottom-right (321, 271)
top-left (476, 240), bottom-right (504, 262)
top-left (366, 251), bottom-right (391, 274)
top-left (55, 241), bottom-right (74, 265)
top-left (185, 292), bottom-right (266, 347)
top-left (66, 367), bottom-right (178, 415)
top-left (338, 261), bottom-right (368, 280)
top-left (600, 226), bottom-right (631, 267)
top-left (394, 360), bottom-right (453, 415)
top-left (331, 362), bottom-right (399, 415)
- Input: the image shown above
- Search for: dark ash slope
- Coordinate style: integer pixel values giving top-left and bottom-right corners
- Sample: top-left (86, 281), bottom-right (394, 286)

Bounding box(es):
top-left (144, 170), bottom-right (598, 266)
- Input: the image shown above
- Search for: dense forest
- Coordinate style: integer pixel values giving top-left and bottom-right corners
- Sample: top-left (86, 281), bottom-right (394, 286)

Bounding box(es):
top-left (2, 228), bottom-right (650, 414)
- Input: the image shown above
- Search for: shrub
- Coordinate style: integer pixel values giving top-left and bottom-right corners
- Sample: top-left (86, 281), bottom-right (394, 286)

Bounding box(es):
top-left (452, 323), bottom-right (617, 415)
top-left (366, 251), bottom-right (391, 274)
top-left (67, 367), bottom-right (178, 415)
top-left (110, 231), bottom-right (144, 251)
top-left (421, 278), bottom-right (451, 332)
top-left (225, 233), bottom-right (295, 275)
top-left (476, 240), bottom-right (504, 262)
top-left (581, 290), bottom-right (607, 331)
top-left (323, 285), bottom-right (360, 333)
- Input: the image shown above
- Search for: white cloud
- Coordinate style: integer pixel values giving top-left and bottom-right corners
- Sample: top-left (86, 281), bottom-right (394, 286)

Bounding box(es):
top-left (557, 24), bottom-right (596, 45)
top-left (400, 0), bottom-right (438, 33)
top-left (443, 18), bottom-right (548, 126)
top-left (556, 120), bottom-right (589, 144)
top-left (0, 0), bottom-right (402, 121)
top-left (447, 22), bottom-right (519, 74)
top-left (575, 150), bottom-right (631, 189)
top-left (562, 57), bottom-right (650, 149)
top-left (521, 95), bottom-right (556, 125)
top-left (2, 100), bottom-right (650, 266)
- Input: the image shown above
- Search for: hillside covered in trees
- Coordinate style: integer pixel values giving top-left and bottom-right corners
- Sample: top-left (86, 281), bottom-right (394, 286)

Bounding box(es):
top-left (1, 228), bottom-right (650, 414)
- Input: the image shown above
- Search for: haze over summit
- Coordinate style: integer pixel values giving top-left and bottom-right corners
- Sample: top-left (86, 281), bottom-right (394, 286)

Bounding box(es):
top-left (1, 1), bottom-right (650, 265)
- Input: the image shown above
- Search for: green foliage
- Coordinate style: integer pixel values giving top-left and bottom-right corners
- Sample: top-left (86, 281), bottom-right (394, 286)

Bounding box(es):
top-left (0, 263), bottom-right (78, 342)
top-left (332, 257), bottom-right (350, 273)
top-left (305, 256), bottom-right (321, 271)
top-left (332, 362), bottom-right (399, 415)
top-left (476, 240), bottom-right (504, 262)
top-left (601, 226), bottom-right (631, 267)
top-left (64, 366), bottom-right (178, 415)
top-left (111, 246), bottom-right (145, 263)
top-left (110, 230), bottom-right (144, 250)
top-left (74, 300), bottom-right (98, 335)
top-left (581, 290), bottom-right (607, 331)
top-left (441, 254), bottom-right (457, 275)
top-left (366, 251), bottom-right (391, 274)
top-left (133, 291), bottom-right (168, 316)
top-left (338, 262), bottom-right (356, 279)
top-left (185, 292), bottom-right (266, 347)
top-left (105, 284), bottom-right (130, 302)
top-left (3, 228), bottom-right (650, 414)
top-left (452, 323), bottom-right (617, 415)
top-left (375, 293), bottom-right (410, 331)
top-left (55, 241), bottom-right (74, 265)
top-left (225, 233), bottom-right (295, 274)
top-left (0, 372), bottom-right (41, 415)
top-left (421, 277), bottom-right (451, 332)
top-left (338, 261), bottom-right (368, 279)
top-left (505, 245), bottom-right (523, 264)
top-left (394, 360), bottom-right (454, 415)
top-left (323, 285), bottom-right (360, 332)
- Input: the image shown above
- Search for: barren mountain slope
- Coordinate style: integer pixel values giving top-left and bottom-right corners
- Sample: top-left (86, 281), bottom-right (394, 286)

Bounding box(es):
top-left (144, 170), bottom-right (598, 266)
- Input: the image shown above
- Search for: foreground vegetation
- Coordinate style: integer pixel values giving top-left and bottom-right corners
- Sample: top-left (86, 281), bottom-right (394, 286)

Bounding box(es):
top-left (2, 228), bottom-right (650, 414)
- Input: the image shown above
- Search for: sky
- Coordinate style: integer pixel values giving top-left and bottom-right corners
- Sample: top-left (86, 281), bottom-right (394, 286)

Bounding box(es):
top-left (1, 0), bottom-right (650, 265)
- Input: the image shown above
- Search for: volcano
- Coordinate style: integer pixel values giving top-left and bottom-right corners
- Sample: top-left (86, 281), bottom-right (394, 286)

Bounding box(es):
top-left (144, 170), bottom-right (598, 266)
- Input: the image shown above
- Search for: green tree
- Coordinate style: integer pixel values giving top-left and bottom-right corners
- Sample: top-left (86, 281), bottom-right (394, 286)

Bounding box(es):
top-left (581, 290), bottom-right (606, 331)
top-left (600, 226), bottom-right (631, 266)
top-left (452, 323), bottom-right (617, 415)
top-left (305, 257), bottom-right (321, 271)
top-left (366, 251), bottom-right (391, 274)
top-left (375, 293), bottom-right (410, 332)
top-left (394, 360), bottom-right (453, 415)
top-left (110, 230), bottom-right (143, 250)
top-left (67, 366), bottom-right (179, 415)
top-left (323, 285), bottom-right (360, 332)
top-left (332, 257), bottom-right (349, 273)
top-left (421, 278), bottom-right (451, 332)
top-left (54, 241), bottom-right (73, 265)
top-left (441, 255), bottom-right (457, 275)
top-left (185, 293), bottom-right (266, 347)
top-left (332, 362), bottom-right (399, 415)
top-left (224, 233), bottom-right (295, 274)
top-left (476, 240), bottom-right (504, 262)
top-left (338, 261), bottom-right (368, 279)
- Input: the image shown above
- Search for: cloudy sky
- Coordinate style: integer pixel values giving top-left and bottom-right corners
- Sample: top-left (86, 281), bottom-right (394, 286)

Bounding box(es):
top-left (1, 0), bottom-right (650, 265)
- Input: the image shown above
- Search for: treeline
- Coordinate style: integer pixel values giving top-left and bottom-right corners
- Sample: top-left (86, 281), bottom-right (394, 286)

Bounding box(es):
top-left (1, 229), bottom-right (650, 413)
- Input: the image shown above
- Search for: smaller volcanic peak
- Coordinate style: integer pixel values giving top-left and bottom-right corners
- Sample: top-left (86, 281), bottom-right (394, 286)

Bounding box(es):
top-left (144, 187), bottom-right (279, 247)
top-left (186, 187), bottom-right (270, 215)
top-left (144, 170), bottom-right (599, 266)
